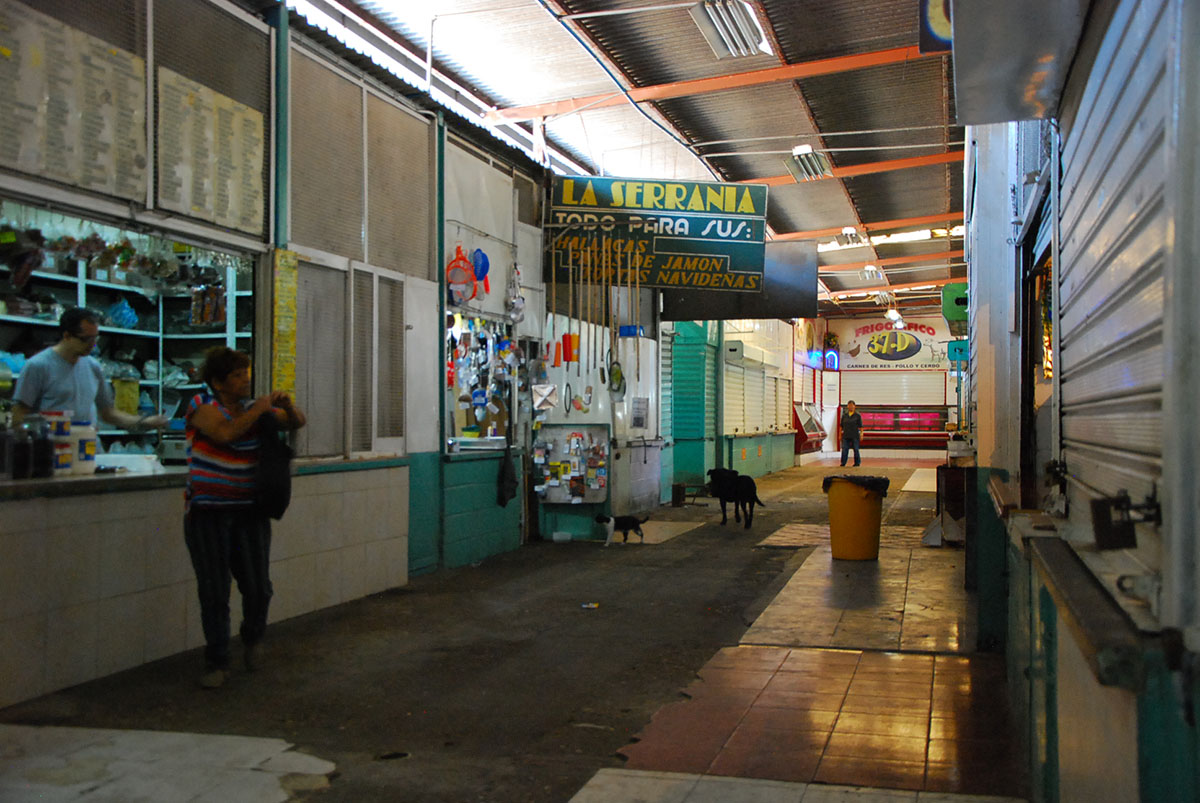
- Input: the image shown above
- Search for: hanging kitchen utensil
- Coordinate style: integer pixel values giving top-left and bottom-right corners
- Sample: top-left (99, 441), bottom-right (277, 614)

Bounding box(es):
top-left (471, 248), bottom-right (491, 294)
top-left (532, 384), bottom-right (558, 410)
top-left (447, 244), bottom-right (476, 305)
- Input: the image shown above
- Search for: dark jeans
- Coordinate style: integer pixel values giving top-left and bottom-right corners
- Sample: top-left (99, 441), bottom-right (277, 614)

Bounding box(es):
top-left (184, 507), bottom-right (273, 669)
top-left (840, 436), bottom-right (861, 466)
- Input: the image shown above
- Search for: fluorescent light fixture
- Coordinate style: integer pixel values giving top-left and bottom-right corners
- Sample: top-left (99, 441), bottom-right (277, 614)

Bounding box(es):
top-left (689, 1), bottom-right (773, 59)
top-left (784, 144), bottom-right (834, 183)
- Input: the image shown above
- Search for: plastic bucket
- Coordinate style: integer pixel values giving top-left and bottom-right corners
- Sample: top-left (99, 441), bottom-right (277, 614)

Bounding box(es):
top-left (825, 476), bottom-right (886, 560)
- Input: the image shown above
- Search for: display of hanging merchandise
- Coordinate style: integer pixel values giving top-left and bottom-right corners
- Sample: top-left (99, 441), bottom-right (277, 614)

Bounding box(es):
top-left (532, 423), bottom-right (609, 504)
top-left (445, 314), bottom-right (524, 447)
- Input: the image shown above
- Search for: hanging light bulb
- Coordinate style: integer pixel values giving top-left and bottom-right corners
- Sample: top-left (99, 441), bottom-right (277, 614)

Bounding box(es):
top-left (885, 308), bottom-right (901, 321)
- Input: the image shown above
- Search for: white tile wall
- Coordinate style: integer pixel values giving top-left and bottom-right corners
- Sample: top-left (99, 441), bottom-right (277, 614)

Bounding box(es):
top-left (0, 464), bottom-right (410, 708)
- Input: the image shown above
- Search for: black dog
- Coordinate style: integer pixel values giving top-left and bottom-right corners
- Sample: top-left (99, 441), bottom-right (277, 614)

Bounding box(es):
top-left (596, 514), bottom-right (649, 545)
top-left (706, 468), bottom-right (766, 529)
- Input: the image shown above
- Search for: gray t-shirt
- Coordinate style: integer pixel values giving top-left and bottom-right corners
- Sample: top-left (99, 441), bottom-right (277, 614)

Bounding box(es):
top-left (14, 347), bottom-right (114, 424)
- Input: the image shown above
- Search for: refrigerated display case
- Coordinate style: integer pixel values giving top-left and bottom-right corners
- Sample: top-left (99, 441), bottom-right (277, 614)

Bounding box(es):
top-left (793, 402), bottom-right (827, 454)
top-left (849, 404), bottom-right (950, 449)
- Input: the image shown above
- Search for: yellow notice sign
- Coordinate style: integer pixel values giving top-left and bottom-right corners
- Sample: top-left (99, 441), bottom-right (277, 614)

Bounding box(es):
top-left (271, 249), bottom-right (298, 397)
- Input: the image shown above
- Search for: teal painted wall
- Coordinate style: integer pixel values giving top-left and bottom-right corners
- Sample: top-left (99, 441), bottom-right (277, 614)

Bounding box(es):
top-left (541, 506), bottom-right (607, 541)
top-left (1138, 649), bottom-right (1199, 802)
top-left (443, 453), bottom-right (523, 568)
top-left (659, 444), bottom-right (675, 504)
top-left (674, 335), bottom-right (717, 483)
top-left (973, 467), bottom-right (1008, 652)
top-left (408, 451), bottom-right (442, 576)
top-left (723, 434), bottom-right (794, 478)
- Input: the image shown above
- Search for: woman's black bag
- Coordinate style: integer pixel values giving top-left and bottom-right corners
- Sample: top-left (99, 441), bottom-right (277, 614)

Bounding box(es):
top-left (256, 412), bottom-right (294, 520)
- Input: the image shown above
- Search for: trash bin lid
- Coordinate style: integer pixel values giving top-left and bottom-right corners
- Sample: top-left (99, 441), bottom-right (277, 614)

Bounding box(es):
top-left (822, 475), bottom-right (890, 496)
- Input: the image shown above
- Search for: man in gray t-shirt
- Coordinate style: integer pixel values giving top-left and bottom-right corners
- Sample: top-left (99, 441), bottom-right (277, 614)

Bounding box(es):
top-left (13, 307), bottom-right (167, 432)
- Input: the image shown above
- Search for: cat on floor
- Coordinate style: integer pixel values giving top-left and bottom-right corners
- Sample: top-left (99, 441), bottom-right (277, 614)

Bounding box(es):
top-left (596, 514), bottom-right (650, 545)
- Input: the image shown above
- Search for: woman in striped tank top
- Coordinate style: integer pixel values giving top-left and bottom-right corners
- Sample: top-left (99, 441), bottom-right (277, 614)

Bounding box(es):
top-left (184, 346), bottom-right (306, 689)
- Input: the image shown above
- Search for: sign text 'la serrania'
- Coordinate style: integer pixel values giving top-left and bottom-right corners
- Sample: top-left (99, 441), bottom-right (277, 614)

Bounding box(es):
top-left (550, 176), bottom-right (768, 292)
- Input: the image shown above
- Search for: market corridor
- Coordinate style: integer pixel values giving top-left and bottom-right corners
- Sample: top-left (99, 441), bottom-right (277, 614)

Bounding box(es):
top-left (0, 464), bottom-right (1025, 802)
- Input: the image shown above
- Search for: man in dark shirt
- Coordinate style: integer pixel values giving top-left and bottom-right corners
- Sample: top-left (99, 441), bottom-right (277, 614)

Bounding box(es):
top-left (840, 400), bottom-right (863, 467)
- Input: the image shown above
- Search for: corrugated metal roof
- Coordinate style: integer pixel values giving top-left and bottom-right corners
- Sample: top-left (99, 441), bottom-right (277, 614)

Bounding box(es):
top-left (342, 0), bottom-right (964, 315)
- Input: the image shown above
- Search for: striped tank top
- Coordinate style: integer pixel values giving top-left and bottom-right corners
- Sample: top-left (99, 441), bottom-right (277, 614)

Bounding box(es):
top-left (185, 393), bottom-right (260, 510)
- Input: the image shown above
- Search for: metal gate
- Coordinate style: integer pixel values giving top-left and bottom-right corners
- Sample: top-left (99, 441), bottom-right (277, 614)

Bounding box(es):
top-left (1056, 0), bottom-right (1167, 547)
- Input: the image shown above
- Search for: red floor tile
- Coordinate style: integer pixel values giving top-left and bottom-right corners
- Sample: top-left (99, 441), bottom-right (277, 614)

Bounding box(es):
top-left (755, 689), bottom-right (848, 712)
top-left (763, 672), bottom-right (853, 695)
top-left (833, 711), bottom-right (930, 739)
top-left (618, 738), bottom-right (725, 774)
top-left (708, 744), bottom-right (823, 783)
top-left (925, 758), bottom-right (1027, 797)
top-left (927, 737), bottom-right (1018, 764)
top-left (846, 678), bottom-right (931, 699)
top-left (705, 646), bottom-right (791, 670)
top-left (824, 731), bottom-right (928, 763)
top-left (695, 667), bottom-right (777, 691)
top-left (858, 652), bottom-right (934, 671)
top-left (814, 754), bottom-right (926, 790)
top-left (841, 693), bottom-right (932, 718)
top-left (742, 705), bottom-right (839, 732)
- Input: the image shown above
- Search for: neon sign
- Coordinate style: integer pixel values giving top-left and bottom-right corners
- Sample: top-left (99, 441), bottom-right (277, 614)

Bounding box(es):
top-left (824, 350), bottom-right (839, 371)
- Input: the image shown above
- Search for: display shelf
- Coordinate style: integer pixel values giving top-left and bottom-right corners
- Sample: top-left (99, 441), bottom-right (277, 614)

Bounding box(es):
top-left (0, 314), bottom-right (57, 327)
top-left (99, 324), bottom-right (157, 337)
top-left (2, 264), bottom-right (250, 427)
top-left (84, 278), bottom-right (156, 297)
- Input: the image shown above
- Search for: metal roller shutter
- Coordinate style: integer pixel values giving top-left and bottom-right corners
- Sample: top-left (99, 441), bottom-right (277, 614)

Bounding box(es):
top-left (840, 371), bottom-right (946, 405)
top-left (777, 379), bottom-right (792, 431)
top-left (25, 0), bottom-right (145, 55)
top-left (290, 49), bottom-right (364, 260)
top-left (351, 269), bottom-right (374, 452)
top-left (1057, 0), bottom-right (1167, 535)
top-left (724, 363), bottom-right (745, 434)
top-left (367, 94), bottom-right (432, 279)
top-left (744, 372), bottom-right (763, 433)
top-left (660, 326), bottom-right (674, 440)
top-left (704, 343), bottom-right (717, 439)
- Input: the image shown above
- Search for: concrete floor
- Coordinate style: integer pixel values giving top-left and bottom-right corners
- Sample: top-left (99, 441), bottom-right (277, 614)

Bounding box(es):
top-left (0, 461), bottom-right (1027, 802)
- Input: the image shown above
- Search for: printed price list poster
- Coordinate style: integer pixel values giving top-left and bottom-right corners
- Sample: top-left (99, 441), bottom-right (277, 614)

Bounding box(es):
top-left (157, 67), bottom-right (265, 236)
top-left (0, 0), bottom-right (147, 201)
top-left (272, 249), bottom-right (298, 398)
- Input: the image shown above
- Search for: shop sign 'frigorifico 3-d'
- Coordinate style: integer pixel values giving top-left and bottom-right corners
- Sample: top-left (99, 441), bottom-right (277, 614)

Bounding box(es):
top-left (550, 176), bottom-right (768, 292)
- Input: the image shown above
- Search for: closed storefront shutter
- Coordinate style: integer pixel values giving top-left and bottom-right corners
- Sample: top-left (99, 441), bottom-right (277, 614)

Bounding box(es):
top-left (1057, 0), bottom-right (1166, 544)
top-left (660, 327), bottom-right (674, 440)
top-left (840, 371), bottom-right (946, 405)
top-left (745, 371), bottom-right (763, 433)
top-left (724, 363), bottom-right (745, 435)
top-left (777, 379), bottom-right (793, 431)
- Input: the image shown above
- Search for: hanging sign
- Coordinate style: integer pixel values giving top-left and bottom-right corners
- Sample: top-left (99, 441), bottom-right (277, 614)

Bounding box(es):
top-left (828, 316), bottom-right (952, 371)
top-left (271, 249), bottom-right (298, 397)
top-left (550, 176), bottom-right (768, 292)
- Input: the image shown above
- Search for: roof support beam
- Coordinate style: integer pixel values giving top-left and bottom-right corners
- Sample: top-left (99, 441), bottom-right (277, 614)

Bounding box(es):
top-left (485, 45), bottom-right (937, 123)
top-left (746, 150), bottom-right (965, 186)
top-left (774, 212), bottom-right (965, 241)
top-left (819, 249), bottom-right (965, 273)
top-left (823, 276), bottom-right (963, 299)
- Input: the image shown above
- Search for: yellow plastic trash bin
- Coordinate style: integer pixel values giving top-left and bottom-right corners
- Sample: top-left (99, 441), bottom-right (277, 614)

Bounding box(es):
top-left (822, 475), bottom-right (891, 560)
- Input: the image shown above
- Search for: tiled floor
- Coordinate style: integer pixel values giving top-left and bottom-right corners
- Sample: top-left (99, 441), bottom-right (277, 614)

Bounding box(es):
top-left (742, 545), bottom-right (974, 653)
top-left (758, 525), bottom-right (929, 550)
top-left (617, 646), bottom-right (1023, 798)
top-left (571, 769), bottom-right (1027, 802)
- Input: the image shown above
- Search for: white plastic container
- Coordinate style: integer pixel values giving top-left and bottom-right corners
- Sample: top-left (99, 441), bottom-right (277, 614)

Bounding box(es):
top-left (69, 420), bottom-right (97, 475)
top-left (52, 442), bottom-right (74, 476)
top-left (43, 410), bottom-right (73, 438)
